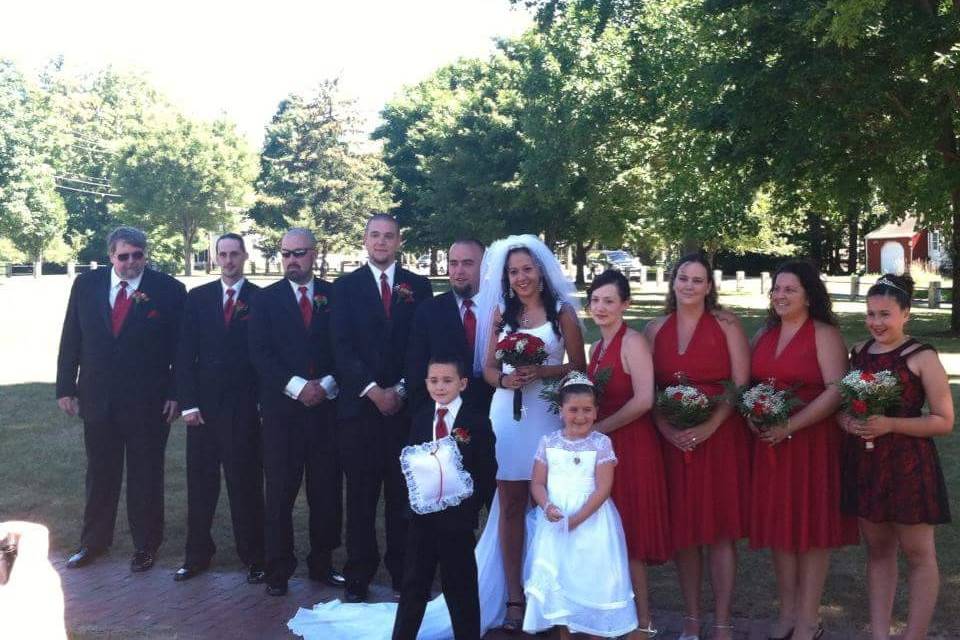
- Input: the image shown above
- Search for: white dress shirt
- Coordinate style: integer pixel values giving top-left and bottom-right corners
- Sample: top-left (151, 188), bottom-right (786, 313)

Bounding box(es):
top-left (433, 395), bottom-right (462, 441)
top-left (109, 269), bottom-right (143, 308)
top-left (283, 278), bottom-right (339, 402)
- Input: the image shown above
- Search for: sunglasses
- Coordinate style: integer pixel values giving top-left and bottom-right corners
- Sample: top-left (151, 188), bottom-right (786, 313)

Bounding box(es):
top-left (115, 251), bottom-right (145, 262)
top-left (280, 248), bottom-right (311, 258)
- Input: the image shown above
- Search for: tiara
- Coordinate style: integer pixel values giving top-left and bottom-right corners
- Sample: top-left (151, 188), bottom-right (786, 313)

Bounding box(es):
top-left (561, 371), bottom-right (594, 388)
top-left (875, 277), bottom-right (909, 295)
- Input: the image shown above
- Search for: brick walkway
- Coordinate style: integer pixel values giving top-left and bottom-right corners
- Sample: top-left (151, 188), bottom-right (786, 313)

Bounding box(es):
top-left (56, 555), bottom-right (873, 640)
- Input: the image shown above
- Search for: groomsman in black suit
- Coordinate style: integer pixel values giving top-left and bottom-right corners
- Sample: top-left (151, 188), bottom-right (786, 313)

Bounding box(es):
top-left (331, 214), bottom-right (433, 602)
top-left (174, 233), bottom-right (265, 583)
top-left (406, 239), bottom-right (492, 416)
top-left (56, 226), bottom-right (186, 572)
top-left (392, 357), bottom-right (497, 640)
top-left (248, 228), bottom-right (344, 596)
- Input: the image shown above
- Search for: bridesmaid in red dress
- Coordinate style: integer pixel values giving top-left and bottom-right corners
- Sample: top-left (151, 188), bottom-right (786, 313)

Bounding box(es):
top-left (838, 274), bottom-right (953, 640)
top-left (748, 261), bottom-right (859, 640)
top-left (587, 270), bottom-right (671, 639)
top-left (645, 254), bottom-right (751, 640)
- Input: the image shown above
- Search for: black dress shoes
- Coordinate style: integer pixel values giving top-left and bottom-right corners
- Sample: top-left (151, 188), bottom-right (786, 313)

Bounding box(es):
top-left (247, 564), bottom-right (266, 584)
top-left (265, 580), bottom-right (288, 596)
top-left (173, 563), bottom-right (208, 582)
top-left (344, 581), bottom-right (368, 603)
top-left (66, 547), bottom-right (101, 569)
top-left (308, 567), bottom-right (346, 588)
top-left (130, 550), bottom-right (155, 573)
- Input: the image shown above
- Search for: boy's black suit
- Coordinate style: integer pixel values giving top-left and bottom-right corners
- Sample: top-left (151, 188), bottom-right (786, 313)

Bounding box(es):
top-left (391, 404), bottom-right (496, 640)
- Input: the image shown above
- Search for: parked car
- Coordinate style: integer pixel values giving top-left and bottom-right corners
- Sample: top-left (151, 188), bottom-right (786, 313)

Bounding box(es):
top-left (591, 250), bottom-right (642, 276)
top-left (416, 254), bottom-right (431, 270)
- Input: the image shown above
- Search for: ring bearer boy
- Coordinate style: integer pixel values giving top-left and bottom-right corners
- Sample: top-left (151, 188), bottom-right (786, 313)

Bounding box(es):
top-left (391, 357), bottom-right (497, 640)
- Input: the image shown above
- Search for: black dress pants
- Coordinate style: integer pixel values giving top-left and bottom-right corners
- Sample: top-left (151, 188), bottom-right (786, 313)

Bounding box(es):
top-left (80, 403), bottom-right (170, 553)
top-left (183, 402), bottom-right (265, 567)
top-left (338, 404), bottom-right (410, 588)
top-left (262, 402), bottom-right (342, 583)
top-left (392, 519), bottom-right (479, 640)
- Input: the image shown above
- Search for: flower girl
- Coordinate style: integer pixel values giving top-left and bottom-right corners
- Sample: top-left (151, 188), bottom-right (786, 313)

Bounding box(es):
top-left (524, 373), bottom-right (638, 638)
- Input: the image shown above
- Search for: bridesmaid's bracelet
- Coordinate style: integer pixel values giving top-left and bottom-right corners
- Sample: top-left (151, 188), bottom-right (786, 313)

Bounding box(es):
top-left (498, 372), bottom-right (507, 389)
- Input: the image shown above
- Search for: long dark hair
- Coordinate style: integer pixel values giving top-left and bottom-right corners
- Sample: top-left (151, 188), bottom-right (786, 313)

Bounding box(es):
top-left (766, 260), bottom-right (837, 327)
top-left (499, 246), bottom-right (562, 336)
top-left (665, 253), bottom-right (718, 314)
top-left (867, 273), bottom-right (915, 310)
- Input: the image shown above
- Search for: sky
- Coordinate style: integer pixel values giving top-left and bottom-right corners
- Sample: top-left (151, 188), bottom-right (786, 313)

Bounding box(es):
top-left (2, 0), bottom-right (533, 146)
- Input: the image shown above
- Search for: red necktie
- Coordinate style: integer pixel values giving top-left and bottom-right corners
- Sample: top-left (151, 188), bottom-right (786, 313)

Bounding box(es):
top-left (462, 298), bottom-right (476, 350)
top-left (435, 407), bottom-right (449, 440)
top-left (223, 288), bottom-right (235, 327)
top-left (299, 286), bottom-right (312, 329)
top-left (380, 272), bottom-right (392, 318)
top-left (111, 281), bottom-right (130, 336)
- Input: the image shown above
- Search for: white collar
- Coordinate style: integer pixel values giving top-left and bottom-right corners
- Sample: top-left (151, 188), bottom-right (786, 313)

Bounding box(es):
top-left (288, 277), bottom-right (313, 297)
top-left (111, 268), bottom-right (143, 291)
top-left (368, 262), bottom-right (396, 282)
top-left (435, 395), bottom-right (463, 430)
top-left (222, 277), bottom-right (245, 295)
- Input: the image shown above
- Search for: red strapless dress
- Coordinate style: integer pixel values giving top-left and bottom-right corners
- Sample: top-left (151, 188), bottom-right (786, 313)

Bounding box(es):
top-left (589, 323), bottom-right (672, 564)
top-left (749, 319), bottom-right (859, 551)
top-left (652, 312), bottom-right (751, 549)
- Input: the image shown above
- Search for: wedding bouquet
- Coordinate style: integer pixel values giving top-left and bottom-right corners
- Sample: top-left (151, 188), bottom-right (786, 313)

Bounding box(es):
top-left (657, 381), bottom-right (715, 463)
top-left (496, 332), bottom-right (549, 420)
top-left (539, 367), bottom-right (612, 415)
top-left (838, 369), bottom-right (902, 451)
top-left (736, 379), bottom-right (803, 462)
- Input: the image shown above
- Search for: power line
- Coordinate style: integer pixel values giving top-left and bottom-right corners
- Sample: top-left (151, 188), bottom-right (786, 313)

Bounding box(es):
top-left (58, 172), bottom-right (112, 186)
top-left (55, 175), bottom-right (112, 189)
top-left (55, 184), bottom-right (122, 198)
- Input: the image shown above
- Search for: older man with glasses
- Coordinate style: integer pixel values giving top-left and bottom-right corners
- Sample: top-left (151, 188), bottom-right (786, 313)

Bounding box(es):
top-left (56, 226), bottom-right (186, 573)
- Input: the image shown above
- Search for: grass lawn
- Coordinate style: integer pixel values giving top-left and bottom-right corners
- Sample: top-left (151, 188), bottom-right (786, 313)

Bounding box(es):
top-left (0, 276), bottom-right (956, 636)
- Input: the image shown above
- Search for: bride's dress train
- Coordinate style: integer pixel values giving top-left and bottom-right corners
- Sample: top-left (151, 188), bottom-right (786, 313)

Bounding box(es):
top-left (287, 492), bottom-right (537, 639)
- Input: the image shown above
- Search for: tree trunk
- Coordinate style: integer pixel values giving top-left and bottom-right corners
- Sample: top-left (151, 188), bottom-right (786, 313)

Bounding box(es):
top-left (574, 240), bottom-right (587, 289)
top-left (183, 230), bottom-right (194, 276)
top-left (846, 206), bottom-right (860, 274)
top-left (806, 213), bottom-right (824, 272)
top-left (951, 187), bottom-right (960, 333)
top-left (430, 247), bottom-right (438, 276)
top-left (319, 242), bottom-right (329, 278)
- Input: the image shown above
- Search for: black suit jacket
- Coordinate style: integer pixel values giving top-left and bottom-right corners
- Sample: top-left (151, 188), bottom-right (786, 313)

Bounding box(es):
top-left (56, 267), bottom-right (187, 423)
top-left (331, 264), bottom-right (433, 420)
top-left (176, 279), bottom-right (260, 420)
top-left (247, 278), bottom-right (337, 419)
top-left (406, 291), bottom-right (493, 415)
top-left (405, 405), bottom-right (496, 531)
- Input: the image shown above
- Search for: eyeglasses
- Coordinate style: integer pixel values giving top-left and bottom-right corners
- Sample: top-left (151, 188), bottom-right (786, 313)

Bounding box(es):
top-left (280, 248), bottom-right (311, 258)
top-left (115, 251), bottom-right (145, 262)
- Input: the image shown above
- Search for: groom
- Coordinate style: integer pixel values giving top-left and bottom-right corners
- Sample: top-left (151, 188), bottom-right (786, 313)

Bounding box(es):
top-left (331, 214), bottom-right (432, 602)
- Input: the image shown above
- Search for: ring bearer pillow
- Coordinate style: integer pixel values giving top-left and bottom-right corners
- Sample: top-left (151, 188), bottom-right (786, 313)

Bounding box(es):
top-left (400, 437), bottom-right (474, 515)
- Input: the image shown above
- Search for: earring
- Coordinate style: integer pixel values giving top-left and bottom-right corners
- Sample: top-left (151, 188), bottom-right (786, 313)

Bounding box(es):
top-left (509, 288), bottom-right (515, 299)
top-left (538, 281), bottom-right (544, 293)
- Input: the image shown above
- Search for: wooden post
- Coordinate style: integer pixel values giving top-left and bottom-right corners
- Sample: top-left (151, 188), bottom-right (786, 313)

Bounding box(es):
top-left (637, 265), bottom-right (648, 290)
top-left (89, 261), bottom-right (98, 271)
top-left (760, 271), bottom-right (770, 294)
top-left (713, 269), bottom-right (723, 292)
top-left (929, 280), bottom-right (941, 309)
top-left (850, 275), bottom-right (860, 301)
top-left (67, 261), bottom-right (76, 278)
top-left (736, 270), bottom-right (745, 292)
top-left (33, 260), bottom-right (42, 278)
top-left (656, 266), bottom-right (665, 288)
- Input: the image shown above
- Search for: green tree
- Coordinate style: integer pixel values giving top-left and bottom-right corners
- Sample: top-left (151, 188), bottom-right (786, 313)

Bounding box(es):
top-left (112, 114), bottom-right (256, 275)
top-left (254, 81), bottom-right (393, 276)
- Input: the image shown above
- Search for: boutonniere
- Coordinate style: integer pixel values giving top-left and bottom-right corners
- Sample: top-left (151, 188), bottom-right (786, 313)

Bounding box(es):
top-left (232, 300), bottom-right (249, 319)
top-left (313, 293), bottom-right (329, 311)
top-left (147, 309), bottom-right (159, 319)
top-left (131, 290), bottom-right (150, 305)
top-left (451, 427), bottom-right (471, 445)
top-left (393, 282), bottom-right (415, 303)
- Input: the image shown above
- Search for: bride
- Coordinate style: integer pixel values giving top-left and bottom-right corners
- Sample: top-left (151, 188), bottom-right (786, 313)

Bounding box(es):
top-left (288, 235), bottom-right (585, 639)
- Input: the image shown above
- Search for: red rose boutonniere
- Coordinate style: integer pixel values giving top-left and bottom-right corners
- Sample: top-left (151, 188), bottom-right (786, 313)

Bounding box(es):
top-left (130, 290), bottom-right (150, 305)
top-left (232, 300), bottom-right (249, 320)
top-left (393, 282), bottom-right (415, 303)
top-left (451, 427), bottom-right (471, 445)
top-left (147, 309), bottom-right (159, 319)
top-left (313, 293), bottom-right (329, 311)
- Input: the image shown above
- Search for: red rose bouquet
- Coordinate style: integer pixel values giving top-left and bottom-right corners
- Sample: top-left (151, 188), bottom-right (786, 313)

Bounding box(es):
top-left (838, 369), bottom-right (901, 451)
top-left (496, 332), bottom-right (549, 420)
top-left (656, 381), bottom-right (716, 463)
top-left (737, 379), bottom-right (803, 463)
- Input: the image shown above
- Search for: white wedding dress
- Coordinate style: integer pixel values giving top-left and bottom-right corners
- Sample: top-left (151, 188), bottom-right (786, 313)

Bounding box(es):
top-left (522, 431), bottom-right (637, 637)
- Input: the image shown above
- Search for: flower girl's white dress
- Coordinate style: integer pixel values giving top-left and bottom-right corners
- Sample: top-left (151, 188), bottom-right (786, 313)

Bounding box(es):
top-left (522, 430), bottom-right (638, 637)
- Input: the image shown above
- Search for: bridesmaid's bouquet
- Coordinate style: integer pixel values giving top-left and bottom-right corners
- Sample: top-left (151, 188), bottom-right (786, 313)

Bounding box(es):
top-left (496, 332), bottom-right (549, 420)
top-left (736, 379), bottom-right (803, 462)
top-left (838, 369), bottom-right (902, 451)
top-left (657, 379), bottom-right (716, 464)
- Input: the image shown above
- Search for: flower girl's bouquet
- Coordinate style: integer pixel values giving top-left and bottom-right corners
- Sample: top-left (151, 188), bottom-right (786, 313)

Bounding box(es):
top-left (496, 332), bottom-right (549, 420)
top-left (837, 369), bottom-right (902, 451)
top-left (657, 377), bottom-right (716, 463)
top-left (736, 379), bottom-right (803, 462)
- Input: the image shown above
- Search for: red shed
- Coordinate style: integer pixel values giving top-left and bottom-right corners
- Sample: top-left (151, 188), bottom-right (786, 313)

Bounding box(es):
top-left (864, 217), bottom-right (934, 274)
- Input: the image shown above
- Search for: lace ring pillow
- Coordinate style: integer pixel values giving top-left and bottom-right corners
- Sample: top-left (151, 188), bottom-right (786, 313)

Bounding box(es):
top-left (400, 437), bottom-right (474, 514)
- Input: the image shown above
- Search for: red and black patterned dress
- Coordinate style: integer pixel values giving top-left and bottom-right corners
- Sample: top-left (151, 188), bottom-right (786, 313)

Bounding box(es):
top-left (840, 338), bottom-right (951, 525)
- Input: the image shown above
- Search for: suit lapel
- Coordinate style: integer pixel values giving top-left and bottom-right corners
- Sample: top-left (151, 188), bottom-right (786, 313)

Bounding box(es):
top-left (116, 269), bottom-right (152, 339)
top-left (99, 269), bottom-right (113, 336)
top-left (279, 281), bottom-right (308, 336)
top-left (443, 292), bottom-right (471, 362)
